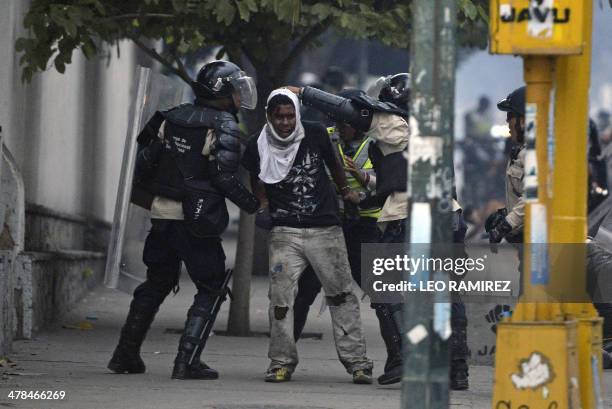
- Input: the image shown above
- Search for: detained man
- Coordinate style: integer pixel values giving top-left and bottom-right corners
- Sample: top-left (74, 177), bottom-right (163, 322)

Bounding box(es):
top-left (241, 89), bottom-right (373, 384)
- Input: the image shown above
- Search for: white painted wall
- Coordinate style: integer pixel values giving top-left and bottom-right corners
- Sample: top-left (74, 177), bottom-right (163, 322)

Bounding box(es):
top-left (0, 0), bottom-right (139, 223)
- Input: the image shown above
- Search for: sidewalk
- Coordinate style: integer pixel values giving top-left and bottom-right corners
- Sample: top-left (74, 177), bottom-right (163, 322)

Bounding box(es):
top-left (1, 275), bottom-right (610, 409)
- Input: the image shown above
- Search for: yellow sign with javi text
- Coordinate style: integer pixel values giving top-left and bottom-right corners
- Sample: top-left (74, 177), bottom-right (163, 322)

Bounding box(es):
top-left (489, 0), bottom-right (585, 55)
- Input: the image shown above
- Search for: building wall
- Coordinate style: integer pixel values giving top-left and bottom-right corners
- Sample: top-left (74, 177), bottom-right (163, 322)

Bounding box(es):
top-left (0, 0), bottom-right (145, 356)
top-left (0, 0), bottom-right (139, 224)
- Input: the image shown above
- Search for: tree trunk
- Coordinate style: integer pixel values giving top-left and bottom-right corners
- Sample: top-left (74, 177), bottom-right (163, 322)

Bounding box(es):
top-left (225, 62), bottom-right (278, 336)
top-left (226, 196), bottom-right (255, 336)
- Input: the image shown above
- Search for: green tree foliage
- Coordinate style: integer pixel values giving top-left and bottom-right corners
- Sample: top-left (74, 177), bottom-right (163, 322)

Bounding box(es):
top-left (16, 0), bottom-right (487, 88)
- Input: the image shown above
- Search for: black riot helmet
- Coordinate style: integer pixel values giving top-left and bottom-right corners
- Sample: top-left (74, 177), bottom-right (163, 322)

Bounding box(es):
top-left (497, 86), bottom-right (526, 117)
top-left (378, 73), bottom-right (411, 109)
top-left (192, 60), bottom-right (258, 110)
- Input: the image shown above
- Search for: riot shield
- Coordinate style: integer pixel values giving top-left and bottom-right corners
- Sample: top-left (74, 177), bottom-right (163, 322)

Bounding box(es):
top-left (104, 67), bottom-right (190, 293)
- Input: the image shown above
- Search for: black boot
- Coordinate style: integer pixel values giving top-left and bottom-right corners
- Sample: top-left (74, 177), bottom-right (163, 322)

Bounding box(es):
top-left (172, 356), bottom-right (219, 380)
top-left (450, 311), bottom-right (469, 390)
top-left (374, 304), bottom-right (403, 385)
top-left (172, 306), bottom-right (218, 380)
top-left (450, 360), bottom-right (469, 390)
top-left (108, 299), bottom-right (158, 374)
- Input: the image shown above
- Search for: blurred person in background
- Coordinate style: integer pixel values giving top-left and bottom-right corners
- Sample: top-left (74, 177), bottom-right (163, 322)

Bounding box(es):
top-left (321, 66), bottom-right (347, 94)
top-left (462, 96), bottom-right (498, 207)
top-left (597, 110), bottom-right (612, 190)
top-left (588, 118), bottom-right (609, 212)
top-left (298, 71), bottom-right (328, 123)
top-left (597, 109), bottom-right (611, 135)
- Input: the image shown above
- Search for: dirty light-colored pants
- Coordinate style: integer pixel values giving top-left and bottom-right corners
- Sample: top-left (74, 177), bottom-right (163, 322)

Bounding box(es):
top-left (267, 225), bottom-right (372, 374)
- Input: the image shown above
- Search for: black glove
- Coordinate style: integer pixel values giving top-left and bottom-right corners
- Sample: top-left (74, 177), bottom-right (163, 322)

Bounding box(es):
top-left (343, 200), bottom-right (361, 226)
top-left (358, 191), bottom-right (386, 209)
top-left (485, 208), bottom-right (508, 233)
top-left (255, 206), bottom-right (272, 231)
top-left (489, 219), bottom-right (513, 244)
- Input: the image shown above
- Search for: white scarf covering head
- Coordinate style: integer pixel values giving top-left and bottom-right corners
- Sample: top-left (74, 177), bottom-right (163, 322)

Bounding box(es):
top-left (257, 88), bottom-right (305, 184)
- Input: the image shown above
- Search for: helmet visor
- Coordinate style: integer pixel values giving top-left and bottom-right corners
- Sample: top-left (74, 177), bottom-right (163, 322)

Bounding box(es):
top-left (368, 75), bottom-right (391, 98)
top-left (229, 72), bottom-right (258, 110)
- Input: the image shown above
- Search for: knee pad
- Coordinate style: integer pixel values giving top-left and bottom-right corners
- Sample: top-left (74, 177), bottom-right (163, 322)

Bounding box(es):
top-left (188, 304), bottom-right (213, 319)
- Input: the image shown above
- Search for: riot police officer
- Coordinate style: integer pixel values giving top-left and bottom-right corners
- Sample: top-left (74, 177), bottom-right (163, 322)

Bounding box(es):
top-left (485, 86), bottom-right (526, 247)
top-left (108, 61), bottom-right (260, 380)
top-left (377, 74), bottom-right (470, 389)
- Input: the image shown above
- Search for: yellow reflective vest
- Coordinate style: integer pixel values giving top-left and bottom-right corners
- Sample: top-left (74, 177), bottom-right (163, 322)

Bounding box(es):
top-left (328, 127), bottom-right (382, 219)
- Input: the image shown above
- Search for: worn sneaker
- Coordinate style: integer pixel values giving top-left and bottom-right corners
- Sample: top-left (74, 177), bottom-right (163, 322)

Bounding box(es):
top-left (264, 367), bottom-right (292, 382)
top-left (353, 369), bottom-right (373, 384)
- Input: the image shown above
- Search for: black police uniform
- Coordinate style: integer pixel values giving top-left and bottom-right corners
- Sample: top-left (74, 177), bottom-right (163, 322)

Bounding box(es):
top-left (109, 102), bottom-right (258, 379)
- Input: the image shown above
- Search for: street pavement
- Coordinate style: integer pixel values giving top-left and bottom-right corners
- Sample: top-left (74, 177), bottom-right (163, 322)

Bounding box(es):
top-left (1, 275), bottom-right (611, 409)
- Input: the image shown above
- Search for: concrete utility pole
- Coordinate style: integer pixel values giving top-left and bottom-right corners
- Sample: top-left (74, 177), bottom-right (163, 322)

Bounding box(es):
top-left (402, 0), bottom-right (457, 407)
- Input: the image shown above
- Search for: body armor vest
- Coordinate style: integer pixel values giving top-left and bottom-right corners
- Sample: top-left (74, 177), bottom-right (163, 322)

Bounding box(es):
top-left (143, 104), bottom-right (224, 200)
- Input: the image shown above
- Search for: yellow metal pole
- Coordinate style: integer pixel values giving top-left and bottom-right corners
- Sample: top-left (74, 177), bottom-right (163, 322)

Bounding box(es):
top-left (513, 55), bottom-right (555, 323)
top-left (550, 2), bottom-right (604, 407)
top-left (493, 53), bottom-right (582, 409)
top-left (550, 0), bottom-right (592, 307)
top-left (490, 1), bottom-right (601, 406)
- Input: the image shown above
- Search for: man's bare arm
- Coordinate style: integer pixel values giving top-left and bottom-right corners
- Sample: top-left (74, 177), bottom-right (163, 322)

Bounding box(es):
top-left (249, 172), bottom-right (268, 209)
top-left (328, 153), bottom-right (359, 203)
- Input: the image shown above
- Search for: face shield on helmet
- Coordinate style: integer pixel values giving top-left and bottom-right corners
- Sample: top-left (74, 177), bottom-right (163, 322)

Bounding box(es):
top-left (226, 71), bottom-right (258, 110)
top-left (366, 75), bottom-right (392, 98)
top-left (383, 74), bottom-right (410, 100)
